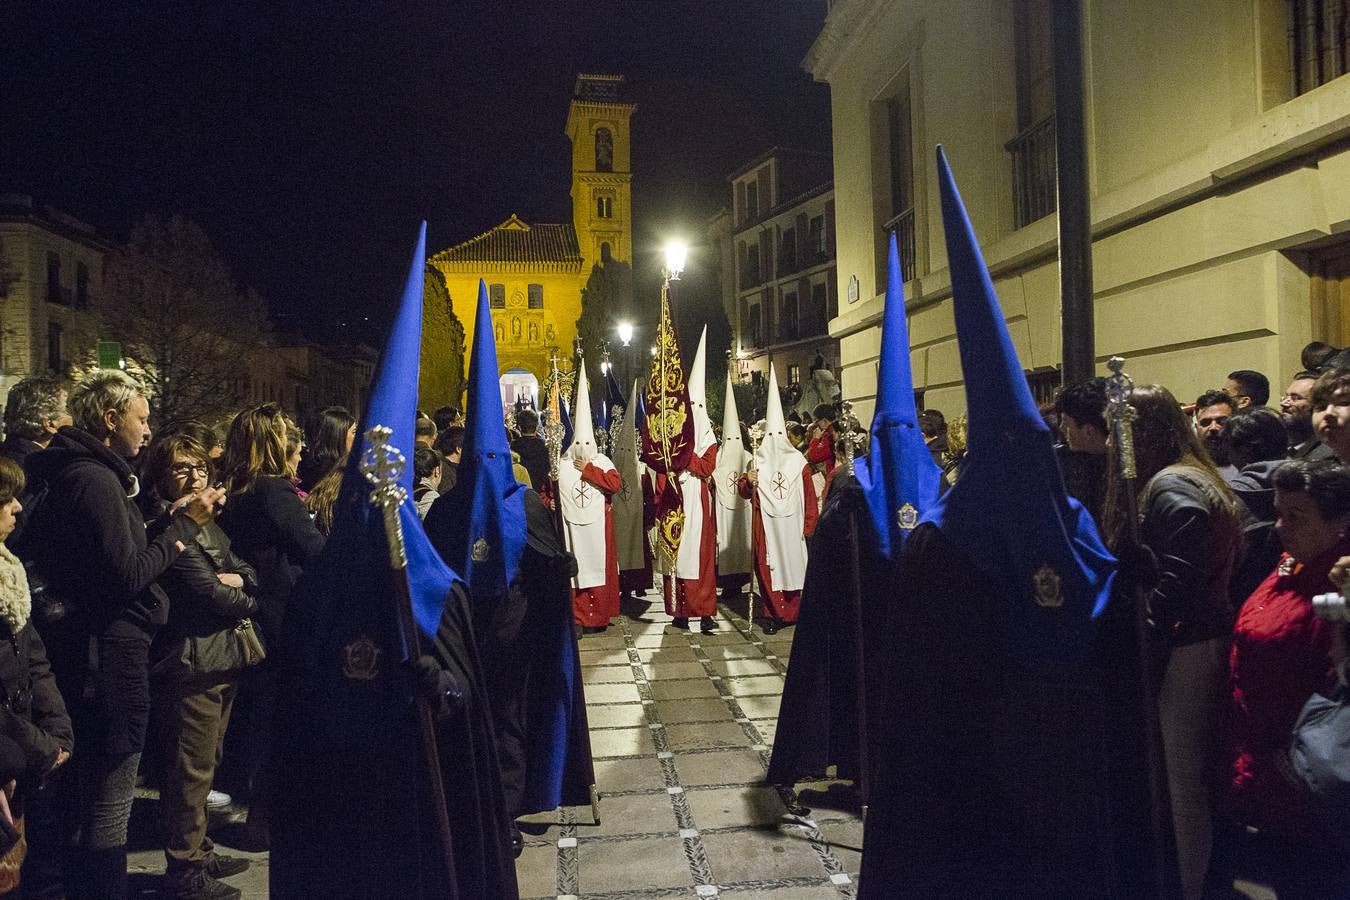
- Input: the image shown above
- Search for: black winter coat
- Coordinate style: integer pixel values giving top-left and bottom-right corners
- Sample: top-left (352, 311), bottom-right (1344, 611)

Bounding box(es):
top-left (1139, 469), bottom-right (1241, 645)
top-left (0, 617), bottom-right (73, 777)
top-left (25, 427), bottom-right (199, 631)
top-left (217, 476), bottom-right (324, 647)
top-left (148, 510), bottom-right (259, 681)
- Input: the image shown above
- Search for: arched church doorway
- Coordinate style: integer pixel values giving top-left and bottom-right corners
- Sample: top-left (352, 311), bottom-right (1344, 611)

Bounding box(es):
top-left (500, 368), bottom-right (539, 411)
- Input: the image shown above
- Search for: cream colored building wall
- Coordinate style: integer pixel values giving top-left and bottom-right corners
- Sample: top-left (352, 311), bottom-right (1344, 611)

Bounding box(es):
top-left (429, 266), bottom-right (585, 381)
top-left (0, 221), bottom-right (105, 401)
top-left (812, 0), bottom-right (1350, 426)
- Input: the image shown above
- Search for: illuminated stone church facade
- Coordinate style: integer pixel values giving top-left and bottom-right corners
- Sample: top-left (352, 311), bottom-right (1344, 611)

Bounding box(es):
top-left (428, 73), bottom-right (634, 390)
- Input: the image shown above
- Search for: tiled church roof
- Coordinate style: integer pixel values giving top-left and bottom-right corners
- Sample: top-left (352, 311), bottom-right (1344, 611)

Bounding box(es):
top-left (431, 214), bottom-right (582, 266)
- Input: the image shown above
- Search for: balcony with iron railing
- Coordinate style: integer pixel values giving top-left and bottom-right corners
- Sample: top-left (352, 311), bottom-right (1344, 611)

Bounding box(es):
top-left (1006, 114), bottom-right (1057, 229)
top-left (882, 206), bottom-right (917, 279)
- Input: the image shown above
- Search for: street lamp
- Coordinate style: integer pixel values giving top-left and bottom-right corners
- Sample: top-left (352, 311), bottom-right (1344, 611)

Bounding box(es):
top-left (617, 321), bottom-right (633, 347)
top-left (663, 240), bottom-right (688, 281)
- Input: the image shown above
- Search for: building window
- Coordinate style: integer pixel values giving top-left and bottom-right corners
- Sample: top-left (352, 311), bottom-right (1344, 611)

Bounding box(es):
top-left (812, 281), bottom-right (829, 334)
top-left (46, 253), bottom-right (64, 304)
top-left (76, 261), bottom-right (89, 308)
top-left (809, 215), bottom-right (826, 259)
top-left (1025, 366), bottom-right (1062, 406)
top-left (47, 322), bottom-right (63, 372)
top-left (1007, 0), bottom-right (1057, 229)
top-left (528, 284), bottom-right (544, 309)
top-left (779, 227), bottom-right (797, 275)
top-left (600, 241), bottom-right (612, 262)
top-left (595, 128), bottom-right (613, 172)
top-left (744, 245), bottom-right (761, 290)
top-left (873, 79), bottom-right (916, 291)
top-left (745, 180), bottom-right (759, 223)
top-left (788, 364), bottom-right (801, 385)
top-left (489, 283), bottom-right (505, 308)
top-left (781, 291), bottom-right (800, 342)
top-left (1290, 1), bottom-right (1350, 96)
top-left (746, 301), bottom-right (763, 349)
top-left (596, 194), bottom-right (613, 219)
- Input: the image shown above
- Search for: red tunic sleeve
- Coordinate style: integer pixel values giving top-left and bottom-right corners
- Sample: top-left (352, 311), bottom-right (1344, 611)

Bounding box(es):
top-left (581, 462), bottom-right (622, 496)
top-left (686, 445), bottom-right (718, 479)
top-left (802, 465), bottom-right (820, 537)
top-left (737, 473), bottom-right (753, 499)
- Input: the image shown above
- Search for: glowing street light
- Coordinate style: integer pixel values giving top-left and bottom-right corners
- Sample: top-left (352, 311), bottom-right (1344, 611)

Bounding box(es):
top-left (617, 321), bottom-right (634, 347)
top-left (663, 240), bottom-right (688, 281)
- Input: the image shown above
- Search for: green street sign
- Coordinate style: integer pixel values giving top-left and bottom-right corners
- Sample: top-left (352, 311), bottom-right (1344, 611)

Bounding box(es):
top-left (97, 341), bottom-right (122, 369)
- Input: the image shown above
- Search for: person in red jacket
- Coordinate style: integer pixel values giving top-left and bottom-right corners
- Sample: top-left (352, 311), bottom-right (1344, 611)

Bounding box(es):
top-left (1226, 457), bottom-right (1350, 893)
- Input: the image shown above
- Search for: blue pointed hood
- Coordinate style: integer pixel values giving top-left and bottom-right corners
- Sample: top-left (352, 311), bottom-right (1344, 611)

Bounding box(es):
top-left (432, 280), bottom-right (528, 606)
top-left (560, 394), bottom-right (574, 449)
top-left (861, 231), bottom-right (943, 560)
top-left (601, 368), bottom-right (625, 431)
top-left (308, 221), bottom-right (458, 642)
top-left (925, 147), bottom-right (1114, 669)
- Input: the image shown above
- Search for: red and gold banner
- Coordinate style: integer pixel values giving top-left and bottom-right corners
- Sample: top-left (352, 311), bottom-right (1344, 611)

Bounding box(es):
top-left (640, 278), bottom-right (694, 564)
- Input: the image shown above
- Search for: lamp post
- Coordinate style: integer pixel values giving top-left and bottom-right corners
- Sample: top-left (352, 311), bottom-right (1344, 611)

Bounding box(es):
top-left (617, 320), bottom-right (634, 391)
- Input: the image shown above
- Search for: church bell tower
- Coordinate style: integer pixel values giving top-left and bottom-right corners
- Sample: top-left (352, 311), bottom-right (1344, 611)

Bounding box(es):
top-left (566, 74), bottom-right (635, 271)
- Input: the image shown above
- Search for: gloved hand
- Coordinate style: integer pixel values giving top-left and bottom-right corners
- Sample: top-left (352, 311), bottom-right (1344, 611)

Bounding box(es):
top-left (1115, 542), bottom-right (1160, 594)
top-left (410, 655), bottom-right (465, 718)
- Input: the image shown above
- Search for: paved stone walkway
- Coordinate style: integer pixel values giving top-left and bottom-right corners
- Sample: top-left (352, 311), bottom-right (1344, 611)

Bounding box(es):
top-left (513, 599), bottom-right (863, 900)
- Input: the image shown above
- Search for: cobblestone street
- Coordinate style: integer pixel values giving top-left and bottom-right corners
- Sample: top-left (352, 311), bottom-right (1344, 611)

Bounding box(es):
top-left (513, 598), bottom-right (863, 899)
top-left (125, 595), bottom-right (865, 899)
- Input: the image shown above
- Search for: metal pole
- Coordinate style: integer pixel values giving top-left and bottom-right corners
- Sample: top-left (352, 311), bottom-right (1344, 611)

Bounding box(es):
top-left (1053, 0), bottom-right (1095, 385)
top-left (1105, 359), bottom-right (1177, 900)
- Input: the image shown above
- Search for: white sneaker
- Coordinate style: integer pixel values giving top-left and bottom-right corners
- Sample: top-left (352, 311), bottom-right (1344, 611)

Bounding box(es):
top-left (206, 790), bottom-right (233, 811)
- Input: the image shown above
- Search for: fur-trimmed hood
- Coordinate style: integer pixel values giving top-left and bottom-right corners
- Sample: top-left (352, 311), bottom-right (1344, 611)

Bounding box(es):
top-left (0, 543), bottom-right (32, 634)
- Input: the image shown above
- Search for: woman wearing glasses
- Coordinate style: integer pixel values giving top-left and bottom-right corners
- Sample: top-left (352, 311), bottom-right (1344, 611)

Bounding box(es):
top-left (142, 431), bottom-right (260, 900)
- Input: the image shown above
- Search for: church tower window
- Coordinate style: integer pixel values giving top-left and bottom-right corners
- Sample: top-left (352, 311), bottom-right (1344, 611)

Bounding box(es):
top-left (596, 194), bottom-right (613, 219)
top-left (595, 128), bottom-right (613, 172)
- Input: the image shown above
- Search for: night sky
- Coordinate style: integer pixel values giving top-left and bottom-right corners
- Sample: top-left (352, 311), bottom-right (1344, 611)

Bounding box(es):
top-left (1, 2), bottom-right (831, 350)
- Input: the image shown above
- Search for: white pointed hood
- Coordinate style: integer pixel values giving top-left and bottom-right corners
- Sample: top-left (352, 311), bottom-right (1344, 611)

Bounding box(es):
top-left (687, 326), bottom-right (716, 455)
top-left (566, 361), bottom-right (599, 462)
top-left (714, 367), bottom-right (749, 511)
top-left (754, 363), bottom-right (806, 517)
top-left (713, 369), bottom-right (754, 574)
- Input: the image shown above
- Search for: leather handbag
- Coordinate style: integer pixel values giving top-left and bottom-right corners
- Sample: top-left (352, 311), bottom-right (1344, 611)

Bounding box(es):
top-left (185, 619), bottom-right (266, 677)
top-left (1288, 660), bottom-right (1350, 848)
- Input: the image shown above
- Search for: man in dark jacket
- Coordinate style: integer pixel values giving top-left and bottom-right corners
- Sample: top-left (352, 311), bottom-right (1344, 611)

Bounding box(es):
top-left (23, 371), bottom-right (223, 899)
top-left (2, 376), bottom-right (72, 553)
top-left (1226, 407), bottom-right (1292, 605)
top-left (1281, 371), bottom-right (1336, 461)
top-left (1, 376), bottom-right (70, 469)
top-left (510, 410), bottom-right (550, 492)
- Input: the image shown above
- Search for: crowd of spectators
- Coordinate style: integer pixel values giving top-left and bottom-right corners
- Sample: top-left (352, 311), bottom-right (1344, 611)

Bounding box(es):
top-left (4, 348), bottom-right (1350, 897)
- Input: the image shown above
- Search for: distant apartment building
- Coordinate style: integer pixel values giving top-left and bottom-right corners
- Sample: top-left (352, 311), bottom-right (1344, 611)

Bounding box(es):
top-left (0, 193), bottom-right (377, 421)
top-left (725, 148), bottom-right (839, 393)
top-left (809, 0), bottom-right (1350, 423)
top-left (0, 194), bottom-right (110, 398)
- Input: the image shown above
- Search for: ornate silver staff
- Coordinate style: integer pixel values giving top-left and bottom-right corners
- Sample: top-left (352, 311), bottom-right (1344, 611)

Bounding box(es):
top-left (360, 425), bottom-right (459, 893)
top-left (1105, 357), bottom-right (1174, 900)
top-left (745, 420), bottom-right (765, 634)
